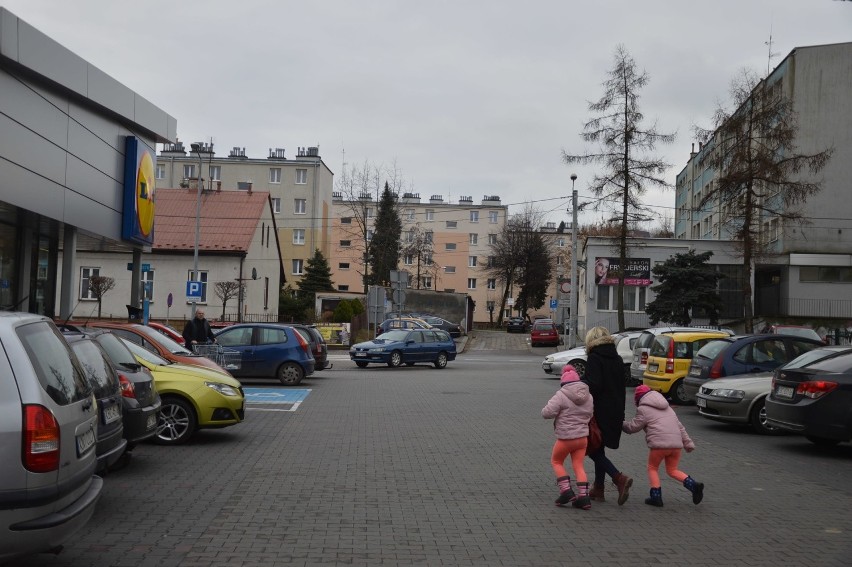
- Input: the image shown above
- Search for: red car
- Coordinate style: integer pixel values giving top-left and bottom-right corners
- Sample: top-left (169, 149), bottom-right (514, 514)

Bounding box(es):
top-left (530, 321), bottom-right (560, 347)
top-left (147, 321), bottom-right (186, 346)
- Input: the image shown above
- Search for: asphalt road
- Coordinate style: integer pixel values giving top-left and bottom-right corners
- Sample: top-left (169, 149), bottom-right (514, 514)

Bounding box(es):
top-left (9, 331), bottom-right (851, 567)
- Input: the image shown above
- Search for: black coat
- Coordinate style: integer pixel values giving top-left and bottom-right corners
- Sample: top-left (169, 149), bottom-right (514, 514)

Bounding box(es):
top-left (182, 317), bottom-right (215, 345)
top-left (583, 340), bottom-right (626, 449)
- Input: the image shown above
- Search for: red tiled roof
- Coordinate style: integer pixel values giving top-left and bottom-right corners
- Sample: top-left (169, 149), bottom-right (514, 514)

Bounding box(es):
top-left (153, 188), bottom-right (270, 253)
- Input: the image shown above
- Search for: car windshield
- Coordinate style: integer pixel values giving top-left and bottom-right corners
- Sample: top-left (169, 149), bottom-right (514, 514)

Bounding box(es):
top-left (376, 330), bottom-right (410, 342)
top-left (121, 337), bottom-right (171, 366)
top-left (695, 339), bottom-right (730, 360)
top-left (96, 332), bottom-right (139, 367)
top-left (136, 325), bottom-right (193, 354)
top-left (775, 327), bottom-right (821, 341)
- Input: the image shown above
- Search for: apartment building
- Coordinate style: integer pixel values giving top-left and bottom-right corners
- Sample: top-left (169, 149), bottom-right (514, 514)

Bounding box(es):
top-left (156, 142), bottom-right (334, 287)
top-left (330, 193), bottom-right (508, 324)
top-left (674, 42), bottom-right (852, 321)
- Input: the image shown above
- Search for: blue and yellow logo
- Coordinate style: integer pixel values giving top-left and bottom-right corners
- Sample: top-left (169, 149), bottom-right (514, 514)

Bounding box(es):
top-left (122, 137), bottom-right (156, 246)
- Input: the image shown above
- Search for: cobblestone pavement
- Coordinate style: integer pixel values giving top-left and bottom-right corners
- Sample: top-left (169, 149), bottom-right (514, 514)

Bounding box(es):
top-left (11, 331), bottom-right (852, 566)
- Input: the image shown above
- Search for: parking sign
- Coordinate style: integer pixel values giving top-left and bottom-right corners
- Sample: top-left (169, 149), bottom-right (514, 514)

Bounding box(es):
top-left (186, 280), bottom-right (203, 302)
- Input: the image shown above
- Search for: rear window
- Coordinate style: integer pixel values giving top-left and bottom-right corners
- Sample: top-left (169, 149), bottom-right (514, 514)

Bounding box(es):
top-left (784, 347), bottom-right (847, 370)
top-left (17, 321), bottom-right (90, 405)
top-left (695, 340), bottom-right (730, 360)
top-left (96, 332), bottom-right (138, 367)
top-left (636, 332), bottom-right (656, 350)
top-left (798, 351), bottom-right (852, 373)
top-left (649, 336), bottom-right (671, 357)
top-left (71, 340), bottom-right (117, 391)
top-left (533, 323), bottom-right (555, 331)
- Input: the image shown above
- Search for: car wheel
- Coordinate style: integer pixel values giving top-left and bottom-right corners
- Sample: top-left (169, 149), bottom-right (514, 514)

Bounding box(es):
top-left (355, 361), bottom-right (368, 368)
top-left (387, 350), bottom-right (403, 367)
top-left (277, 362), bottom-right (304, 386)
top-left (750, 397), bottom-right (781, 435)
top-left (806, 435), bottom-right (841, 447)
top-left (156, 396), bottom-right (197, 445)
top-left (670, 379), bottom-right (691, 405)
top-left (434, 352), bottom-right (448, 369)
top-left (569, 360), bottom-right (586, 378)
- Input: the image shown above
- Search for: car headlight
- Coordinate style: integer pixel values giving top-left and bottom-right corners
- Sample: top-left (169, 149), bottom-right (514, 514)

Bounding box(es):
top-left (205, 382), bottom-right (239, 397)
top-left (543, 356), bottom-right (555, 363)
top-left (368, 347), bottom-right (387, 353)
top-left (709, 389), bottom-right (745, 399)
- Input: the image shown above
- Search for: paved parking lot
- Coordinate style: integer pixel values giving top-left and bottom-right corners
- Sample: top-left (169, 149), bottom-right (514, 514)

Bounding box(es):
top-left (10, 330), bottom-right (852, 566)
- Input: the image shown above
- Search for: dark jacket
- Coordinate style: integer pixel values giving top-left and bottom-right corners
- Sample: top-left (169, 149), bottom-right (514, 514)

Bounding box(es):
top-left (182, 317), bottom-right (215, 345)
top-left (582, 335), bottom-right (626, 449)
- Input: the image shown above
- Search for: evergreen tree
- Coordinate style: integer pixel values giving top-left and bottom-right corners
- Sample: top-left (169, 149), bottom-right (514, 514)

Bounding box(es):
top-left (298, 249), bottom-right (335, 299)
top-left (368, 182), bottom-right (402, 286)
top-left (645, 250), bottom-right (724, 326)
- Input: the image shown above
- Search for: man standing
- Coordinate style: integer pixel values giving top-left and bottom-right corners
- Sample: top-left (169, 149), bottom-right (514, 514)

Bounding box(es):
top-left (182, 309), bottom-right (216, 349)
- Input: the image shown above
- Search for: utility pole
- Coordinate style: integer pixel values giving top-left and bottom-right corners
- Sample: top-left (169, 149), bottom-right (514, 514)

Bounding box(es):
top-left (569, 174), bottom-right (579, 349)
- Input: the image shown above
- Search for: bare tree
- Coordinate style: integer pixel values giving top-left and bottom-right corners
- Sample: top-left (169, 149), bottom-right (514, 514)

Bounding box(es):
top-left (695, 68), bottom-right (833, 332)
top-left (214, 281), bottom-right (244, 320)
top-left (400, 222), bottom-right (434, 289)
top-left (563, 44), bottom-right (676, 331)
top-left (88, 275), bottom-right (115, 318)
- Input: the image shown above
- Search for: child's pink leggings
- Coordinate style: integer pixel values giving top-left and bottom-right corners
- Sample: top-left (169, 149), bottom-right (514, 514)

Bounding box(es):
top-left (551, 438), bottom-right (588, 482)
top-left (647, 448), bottom-right (688, 487)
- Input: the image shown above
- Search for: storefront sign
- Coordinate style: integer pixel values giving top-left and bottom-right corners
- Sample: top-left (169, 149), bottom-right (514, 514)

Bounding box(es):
top-left (122, 136), bottom-right (157, 246)
top-left (594, 257), bottom-right (651, 286)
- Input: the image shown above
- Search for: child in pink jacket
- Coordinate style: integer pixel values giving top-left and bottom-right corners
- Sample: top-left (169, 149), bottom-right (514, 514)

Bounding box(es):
top-left (622, 385), bottom-right (705, 507)
top-left (541, 365), bottom-right (594, 510)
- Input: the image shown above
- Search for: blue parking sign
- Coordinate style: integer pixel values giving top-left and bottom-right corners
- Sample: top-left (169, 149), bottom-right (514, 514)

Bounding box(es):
top-left (550, 298), bottom-right (558, 310)
top-left (186, 280), bottom-right (203, 301)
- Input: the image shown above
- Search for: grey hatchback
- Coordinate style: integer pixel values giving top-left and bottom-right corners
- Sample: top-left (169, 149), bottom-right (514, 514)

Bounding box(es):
top-left (0, 313), bottom-right (103, 562)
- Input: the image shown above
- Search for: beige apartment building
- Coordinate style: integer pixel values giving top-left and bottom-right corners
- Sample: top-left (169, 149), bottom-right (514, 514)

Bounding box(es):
top-left (330, 193), bottom-right (509, 324)
top-left (156, 142), bottom-right (334, 287)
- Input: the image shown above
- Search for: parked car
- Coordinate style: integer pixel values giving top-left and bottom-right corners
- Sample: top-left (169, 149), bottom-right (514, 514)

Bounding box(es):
top-left (541, 331), bottom-right (641, 380)
top-left (376, 317), bottom-right (432, 337)
top-left (87, 321), bottom-right (228, 373)
top-left (121, 339), bottom-right (245, 444)
top-left (530, 320), bottom-right (560, 347)
top-left (684, 334), bottom-right (825, 403)
top-left (696, 345), bottom-right (852, 435)
top-left (643, 330), bottom-right (732, 404)
top-left (0, 313), bottom-right (102, 562)
top-left (765, 349), bottom-right (852, 446)
top-left (148, 321), bottom-right (186, 346)
top-left (214, 323), bottom-right (316, 385)
top-left (420, 316), bottom-right (464, 338)
top-left (290, 324), bottom-right (332, 370)
top-left (629, 326), bottom-right (733, 386)
top-left (350, 328), bottom-right (457, 368)
top-left (506, 317), bottom-right (529, 333)
top-left (763, 324), bottom-right (825, 343)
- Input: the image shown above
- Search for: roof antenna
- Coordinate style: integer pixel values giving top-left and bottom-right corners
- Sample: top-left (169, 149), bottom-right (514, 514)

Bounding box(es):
top-left (764, 21), bottom-right (779, 76)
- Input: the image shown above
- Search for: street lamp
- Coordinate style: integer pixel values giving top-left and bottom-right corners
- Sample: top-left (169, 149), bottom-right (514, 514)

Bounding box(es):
top-left (569, 173), bottom-right (579, 349)
top-left (190, 142), bottom-right (213, 317)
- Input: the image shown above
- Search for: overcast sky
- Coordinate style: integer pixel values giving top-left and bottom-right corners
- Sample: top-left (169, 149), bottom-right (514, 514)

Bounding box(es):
top-left (4, 1), bottom-right (851, 227)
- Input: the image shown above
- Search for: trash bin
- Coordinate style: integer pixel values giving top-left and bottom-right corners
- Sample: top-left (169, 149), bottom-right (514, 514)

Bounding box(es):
top-left (126, 304), bottom-right (143, 321)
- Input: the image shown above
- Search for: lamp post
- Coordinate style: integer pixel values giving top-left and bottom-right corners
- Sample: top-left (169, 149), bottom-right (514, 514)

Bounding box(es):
top-left (569, 173), bottom-right (579, 349)
top-left (189, 142), bottom-right (213, 317)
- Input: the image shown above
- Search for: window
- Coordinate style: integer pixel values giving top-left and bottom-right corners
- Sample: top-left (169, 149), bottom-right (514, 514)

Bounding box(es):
top-left (366, 230), bottom-right (374, 241)
top-left (595, 285), bottom-right (646, 312)
top-left (293, 229), bottom-right (305, 245)
top-left (187, 270), bottom-right (208, 303)
top-left (404, 255), bottom-right (413, 265)
top-left (445, 243), bottom-right (457, 251)
top-left (339, 262), bottom-right (350, 270)
top-left (800, 266), bottom-right (852, 283)
top-left (295, 169), bottom-right (307, 184)
top-left (339, 285), bottom-right (349, 291)
top-left (422, 276), bottom-right (432, 289)
top-left (470, 210), bottom-right (479, 223)
top-left (271, 198), bottom-right (281, 214)
top-left (469, 233), bottom-right (478, 245)
top-left (424, 253), bottom-right (432, 265)
top-left (444, 266), bottom-right (456, 274)
top-left (294, 199), bottom-right (306, 214)
top-left (183, 164), bottom-right (195, 179)
top-left (446, 220), bottom-right (457, 229)
top-left (80, 267), bottom-right (100, 300)
top-left (366, 208), bottom-right (374, 218)
top-left (292, 259), bottom-right (304, 275)
top-left (270, 168), bottom-right (281, 183)
top-left (467, 278), bottom-right (477, 289)
top-left (425, 231), bottom-right (433, 243)
top-left (487, 256), bottom-right (496, 268)
top-left (469, 256), bottom-right (477, 267)
top-left (406, 231), bottom-right (414, 243)
top-left (341, 217), bottom-right (352, 224)
top-left (340, 240), bottom-right (351, 247)
top-left (488, 234), bottom-right (497, 245)
top-left (426, 209), bottom-right (434, 221)
top-left (209, 165), bottom-right (221, 181)
top-left (142, 270), bottom-right (155, 301)
top-left (489, 211), bottom-right (498, 224)
top-left (487, 278), bottom-right (496, 290)
top-left (156, 164), bottom-right (165, 180)
top-left (557, 238), bottom-right (565, 247)
top-left (405, 208), bottom-right (415, 220)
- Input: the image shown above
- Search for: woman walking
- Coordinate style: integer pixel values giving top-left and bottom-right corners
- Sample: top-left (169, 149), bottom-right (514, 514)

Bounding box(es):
top-left (582, 326), bottom-right (633, 504)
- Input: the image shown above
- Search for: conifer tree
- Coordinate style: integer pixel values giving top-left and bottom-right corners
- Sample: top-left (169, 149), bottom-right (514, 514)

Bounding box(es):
top-left (368, 182), bottom-right (402, 286)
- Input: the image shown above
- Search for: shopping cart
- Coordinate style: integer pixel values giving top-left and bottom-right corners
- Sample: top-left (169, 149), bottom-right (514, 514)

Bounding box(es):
top-left (193, 343), bottom-right (242, 372)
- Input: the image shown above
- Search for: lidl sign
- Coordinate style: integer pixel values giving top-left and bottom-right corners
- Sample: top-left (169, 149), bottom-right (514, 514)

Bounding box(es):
top-left (122, 136), bottom-right (156, 246)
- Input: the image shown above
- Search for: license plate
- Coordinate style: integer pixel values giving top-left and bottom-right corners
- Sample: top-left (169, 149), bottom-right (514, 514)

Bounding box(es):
top-left (696, 397), bottom-right (707, 408)
top-left (542, 364), bottom-right (552, 370)
top-left (103, 404), bottom-right (121, 425)
top-left (355, 352), bottom-right (366, 357)
top-left (649, 364), bottom-right (659, 372)
top-left (775, 385), bottom-right (794, 399)
top-left (76, 426), bottom-right (96, 456)
top-left (689, 367), bottom-right (701, 377)
top-left (146, 413), bottom-right (158, 430)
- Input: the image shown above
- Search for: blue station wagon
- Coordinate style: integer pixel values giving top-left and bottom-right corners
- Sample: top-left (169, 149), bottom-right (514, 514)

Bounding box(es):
top-left (350, 329), bottom-right (457, 369)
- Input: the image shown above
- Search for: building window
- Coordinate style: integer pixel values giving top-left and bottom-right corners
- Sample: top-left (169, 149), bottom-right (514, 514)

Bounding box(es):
top-left (293, 229), bottom-right (305, 245)
top-left (445, 243), bottom-right (456, 251)
top-left (339, 285), bottom-right (349, 291)
top-left (489, 211), bottom-right (498, 224)
top-left (209, 165), bottom-right (221, 181)
top-left (156, 164), bottom-right (165, 180)
top-left (488, 233), bottom-right (497, 245)
top-left (270, 168), bottom-right (282, 183)
top-left (424, 253), bottom-right (433, 265)
top-left (296, 169), bottom-right (307, 184)
top-left (366, 208), bottom-right (374, 218)
top-left (183, 164), bottom-right (195, 179)
top-left (340, 240), bottom-right (351, 247)
top-left (405, 208), bottom-right (415, 220)
top-left (470, 211), bottom-right (479, 223)
top-left (469, 233), bottom-right (478, 245)
top-left (426, 209), bottom-right (434, 221)
top-left (487, 278), bottom-right (496, 290)
top-left (469, 256), bottom-right (477, 267)
top-left (406, 230), bottom-right (414, 243)
top-left (142, 270), bottom-right (155, 301)
top-left (445, 266), bottom-right (456, 274)
top-left (557, 238), bottom-right (565, 247)
top-left (292, 259), bottom-right (304, 275)
top-left (294, 199), bottom-right (306, 214)
top-left (799, 266), bottom-right (852, 282)
top-left (187, 270), bottom-right (208, 303)
top-left (467, 278), bottom-right (477, 289)
top-left (446, 220), bottom-right (457, 229)
top-left (596, 285), bottom-right (646, 312)
top-left (487, 256), bottom-right (495, 268)
top-left (339, 263), bottom-right (350, 270)
top-left (404, 254), bottom-right (414, 265)
top-left (271, 198), bottom-right (281, 214)
top-left (80, 267), bottom-right (100, 300)
top-left (422, 276), bottom-right (432, 289)
top-left (366, 230), bottom-right (374, 241)
top-left (425, 231), bottom-right (433, 243)
top-left (341, 217), bottom-right (352, 224)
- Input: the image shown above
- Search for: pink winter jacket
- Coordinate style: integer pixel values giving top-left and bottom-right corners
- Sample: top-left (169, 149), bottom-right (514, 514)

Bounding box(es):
top-left (622, 390), bottom-right (695, 450)
top-left (541, 382), bottom-right (593, 440)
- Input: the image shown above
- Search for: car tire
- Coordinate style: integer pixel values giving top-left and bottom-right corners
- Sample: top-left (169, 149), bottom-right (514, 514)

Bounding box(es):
top-left (355, 361), bottom-right (368, 368)
top-left (156, 396), bottom-right (197, 445)
top-left (750, 397), bottom-right (781, 435)
top-left (387, 350), bottom-right (403, 367)
top-left (434, 352), bottom-right (448, 369)
top-left (806, 435), bottom-right (841, 447)
top-left (277, 362), bottom-right (304, 386)
top-left (670, 379), bottom-right (691, 405)
top-left (569, 360), bottom-right (586, 378)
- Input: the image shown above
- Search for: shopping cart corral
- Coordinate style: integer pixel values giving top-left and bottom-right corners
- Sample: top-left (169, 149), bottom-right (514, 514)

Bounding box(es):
top-left (194, 343), bottom-right (242, 372)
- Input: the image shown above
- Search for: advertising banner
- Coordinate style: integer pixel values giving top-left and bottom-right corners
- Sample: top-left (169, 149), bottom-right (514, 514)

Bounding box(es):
top-left (594, 257), bottom-right (651, 286)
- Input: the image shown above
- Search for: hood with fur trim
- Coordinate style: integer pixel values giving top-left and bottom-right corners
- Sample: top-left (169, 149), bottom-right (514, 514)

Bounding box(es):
top-left (585, 333), bottom-right (614, 353)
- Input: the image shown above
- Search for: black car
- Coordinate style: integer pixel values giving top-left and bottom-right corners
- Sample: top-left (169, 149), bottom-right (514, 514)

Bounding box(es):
top-left (765, 349), bottom-right (852, 446)
top-left (421, 316), bottom-right (464, 338)
top-left (506, 317), bottom-right (528, 333)
top-left (291, 324), bottom-right (332, 370)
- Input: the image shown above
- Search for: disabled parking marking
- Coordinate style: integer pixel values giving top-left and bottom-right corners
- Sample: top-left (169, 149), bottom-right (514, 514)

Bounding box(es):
top-left (244, 388), bottom-right (311, 412)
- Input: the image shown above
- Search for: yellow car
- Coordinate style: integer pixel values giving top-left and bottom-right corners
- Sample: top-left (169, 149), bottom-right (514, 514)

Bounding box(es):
top-left (643, 331), bottom-right (730, 404)
top-left (121, 339), bottom-right (245, 445)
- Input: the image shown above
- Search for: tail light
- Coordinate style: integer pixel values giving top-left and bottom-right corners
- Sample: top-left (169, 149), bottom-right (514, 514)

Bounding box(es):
top-left (119, 374), bottom-right (136, 399)
top-left (640, 352), bottom-right (648, 365)
top-left (797, 381), bottom-right (838, 399)
top-left (665, 340), bottom-right (675, 373)
top-left (294, 330), bottom-right (310, 356)
top-left (709, 356), bottom-right (725, 379)
top-left (23, 405), bottom-right (60, 473)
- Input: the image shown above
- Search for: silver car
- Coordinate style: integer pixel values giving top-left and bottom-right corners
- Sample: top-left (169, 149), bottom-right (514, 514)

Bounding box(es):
top-left (0, 313), bottom-right (103, 562)
top-left (542, 331), bottom-right (641, 380)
